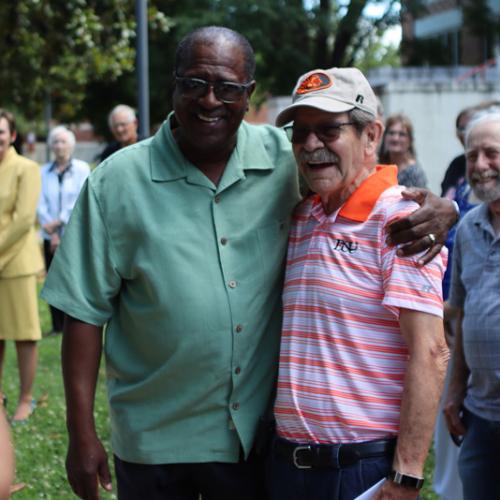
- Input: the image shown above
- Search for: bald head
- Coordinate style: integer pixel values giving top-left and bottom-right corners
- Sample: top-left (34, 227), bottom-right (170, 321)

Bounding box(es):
top-left (175, 26), bottom-right (255, 81)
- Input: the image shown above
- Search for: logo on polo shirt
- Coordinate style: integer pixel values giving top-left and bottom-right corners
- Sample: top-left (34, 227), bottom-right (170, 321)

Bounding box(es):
top-left (334, 239), bottom-right (358, 254)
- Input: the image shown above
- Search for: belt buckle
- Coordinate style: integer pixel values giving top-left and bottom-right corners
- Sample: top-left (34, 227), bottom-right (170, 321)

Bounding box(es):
top-left (292, 445), bottom-right (312, 469)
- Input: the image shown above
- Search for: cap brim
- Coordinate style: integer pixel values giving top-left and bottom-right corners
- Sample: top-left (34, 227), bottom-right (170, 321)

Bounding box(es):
top-left (275, 96), bottom-right (355, 127)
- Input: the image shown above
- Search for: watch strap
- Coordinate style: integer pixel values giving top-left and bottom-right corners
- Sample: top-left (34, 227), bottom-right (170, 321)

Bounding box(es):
top-left (388, 470), bottom-right (424, 490)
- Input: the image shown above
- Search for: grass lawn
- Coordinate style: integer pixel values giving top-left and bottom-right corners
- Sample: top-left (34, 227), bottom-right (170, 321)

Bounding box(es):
top-left (3, 286), bottom-right (116, 499)
top-left (2, 287), bottom-right (439, 499)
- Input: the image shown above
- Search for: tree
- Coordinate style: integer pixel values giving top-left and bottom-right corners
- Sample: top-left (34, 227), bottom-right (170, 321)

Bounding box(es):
top-left (0, 1), bottom-right (401, 133)
top-left (463, 0), bottom-right (500, 61)
top-left (0, 1), bottom-right (170, 123)
top-left (145, 0), bottom-right (401, 105)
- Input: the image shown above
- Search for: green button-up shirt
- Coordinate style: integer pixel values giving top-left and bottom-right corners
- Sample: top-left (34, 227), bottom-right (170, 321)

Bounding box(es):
top-left (42, 115), bottom-right (300, 464)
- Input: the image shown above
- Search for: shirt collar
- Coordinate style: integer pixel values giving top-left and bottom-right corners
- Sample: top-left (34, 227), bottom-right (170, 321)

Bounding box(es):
top-left (49, 159), bottom-right (73, 173)
top-left (150, 112), bottom-right (275, 183)
top-left (338, 164), bottom-right (398, 222)
top-left (472, 202), bottom-right (499, 238)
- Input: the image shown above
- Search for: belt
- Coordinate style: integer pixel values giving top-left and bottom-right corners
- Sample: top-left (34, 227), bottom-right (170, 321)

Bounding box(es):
top-left (273, 436), bottom-right (396, 469)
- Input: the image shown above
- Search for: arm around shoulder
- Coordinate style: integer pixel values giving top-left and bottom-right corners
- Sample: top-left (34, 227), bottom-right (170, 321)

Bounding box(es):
top-left (386, 189), bottom-right (458, 265)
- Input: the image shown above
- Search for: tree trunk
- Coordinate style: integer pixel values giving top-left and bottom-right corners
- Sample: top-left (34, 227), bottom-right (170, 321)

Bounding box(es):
top-left (330, 0), bottom-right (367, 67)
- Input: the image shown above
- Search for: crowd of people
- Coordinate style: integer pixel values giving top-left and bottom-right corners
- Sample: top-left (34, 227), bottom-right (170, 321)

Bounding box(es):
top-left (0, 24), bottom-right (498, 500)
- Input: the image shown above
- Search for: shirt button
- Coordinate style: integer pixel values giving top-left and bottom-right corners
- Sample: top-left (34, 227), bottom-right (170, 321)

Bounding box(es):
top-left (232, 402), bottom-right (240, 411)
top-left (228, 280), bottom-right (237, 288)
top-left (235, 324), bottom-right (243, 333)
top-left (235, 367), bottom-right (241, 375)
top-left (220, 237), bottom-right (228, 245)
top-left (214, 195), bottom-right (221, 203)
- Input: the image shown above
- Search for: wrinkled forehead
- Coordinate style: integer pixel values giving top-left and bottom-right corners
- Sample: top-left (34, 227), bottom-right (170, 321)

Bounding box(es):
top-left (52, 131), bottom-right (70, 142)
top-left (466, 120), bottom-right (500, 148)
top-left (111, 111), bottom-right (134, 126)
top-left (177, 37), bottom-right (246, 75)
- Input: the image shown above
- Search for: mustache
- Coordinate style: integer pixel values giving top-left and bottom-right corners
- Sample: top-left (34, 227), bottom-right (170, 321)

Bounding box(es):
top-left (298, 148), bottom-right (339, 164)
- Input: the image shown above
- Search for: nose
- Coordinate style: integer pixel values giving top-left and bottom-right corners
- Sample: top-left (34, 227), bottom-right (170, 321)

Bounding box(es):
top-left (474, 151), bottom-right (490, 170)
top-left (302, 131), bottom-right (325, 152)
top-left (198, 84), bottom-right (222, 108)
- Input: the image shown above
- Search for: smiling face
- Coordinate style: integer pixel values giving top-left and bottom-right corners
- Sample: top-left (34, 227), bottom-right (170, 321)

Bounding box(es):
top-left (51, 131), bottom-right (73, 163)
top-left (292, 108), bottom-right (380, 213)
top-left (0, 117), bottom-right (16, 161)
top-left (173, 38), bottom-right (255, 164)
top-left (384, 120), bottom-right (411, 156)
top-left (110, 110), bottom-right (138, 146)
top-left (466, 119), bottom-right (500, 203)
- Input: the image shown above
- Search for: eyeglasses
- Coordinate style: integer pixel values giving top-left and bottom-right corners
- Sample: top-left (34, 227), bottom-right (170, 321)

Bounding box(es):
top-left (284, 122), bottom-right (355, 144)
top-left (175, 75), bottom-right (254, 103)
top-left (386, 130), bottom-right (408, 138)
top-left (111, 121), bottom-right (133, 129)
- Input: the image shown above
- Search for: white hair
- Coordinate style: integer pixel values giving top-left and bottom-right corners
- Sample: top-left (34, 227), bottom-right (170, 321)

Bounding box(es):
top-left (108, 104), bottom-right (136, 128)
top-left (465, 107), bottom-right (500, 147)
top-left (48, 125), bottom-right (76, 149)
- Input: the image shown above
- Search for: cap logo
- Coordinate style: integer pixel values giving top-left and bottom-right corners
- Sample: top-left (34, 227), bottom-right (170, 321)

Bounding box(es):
top-left (356, 95), bottom-right (364, 103)
top-left (296, 72), bottom-right (332, 95)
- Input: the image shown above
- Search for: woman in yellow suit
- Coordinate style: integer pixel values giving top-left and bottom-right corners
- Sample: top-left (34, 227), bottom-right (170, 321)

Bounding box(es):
top-left (0, 109), bottom-right (43, 422)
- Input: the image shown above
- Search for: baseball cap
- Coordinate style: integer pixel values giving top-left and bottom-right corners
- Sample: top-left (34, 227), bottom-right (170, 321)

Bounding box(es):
top-left (275, 67), bottom-right (378, 127)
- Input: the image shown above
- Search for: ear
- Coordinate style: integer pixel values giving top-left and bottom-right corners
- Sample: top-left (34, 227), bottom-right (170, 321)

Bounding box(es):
top-left (245, 81), bottom-right (256, 112)
top-left (10, 130), bottom-right (17, 145)
top-left (364, 120), bottom-right (383, 157)
top-left (246, 80), bottom-right (256, 100)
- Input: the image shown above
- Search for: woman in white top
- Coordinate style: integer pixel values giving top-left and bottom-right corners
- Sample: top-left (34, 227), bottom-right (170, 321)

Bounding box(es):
top-left (37, 126), bottom-right (90, 333)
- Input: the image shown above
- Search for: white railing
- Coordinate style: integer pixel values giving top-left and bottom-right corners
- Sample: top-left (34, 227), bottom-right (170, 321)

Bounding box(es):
top-left (367, 58), bottom-right (500, 86)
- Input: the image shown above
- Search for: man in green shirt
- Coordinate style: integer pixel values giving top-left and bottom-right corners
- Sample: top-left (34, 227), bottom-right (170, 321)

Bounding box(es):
top-left (42, 26), bottom-right (456, 500)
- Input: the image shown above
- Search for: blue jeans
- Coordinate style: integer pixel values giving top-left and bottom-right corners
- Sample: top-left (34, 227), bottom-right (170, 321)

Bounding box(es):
top-left (266, 439), bottom-right (392, 500)
top-left (459, 408), bottom-right (500, 500)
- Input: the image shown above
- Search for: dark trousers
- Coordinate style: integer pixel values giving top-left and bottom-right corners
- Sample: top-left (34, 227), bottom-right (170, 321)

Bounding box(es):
top-left (114, 452), bottom-right (267, 500)
top-left (459, 407), bottom-right (500, 500)
top-left (266, 437), bottom-right (392, 500)
top-left (43, 239), bottom-right (65, 332)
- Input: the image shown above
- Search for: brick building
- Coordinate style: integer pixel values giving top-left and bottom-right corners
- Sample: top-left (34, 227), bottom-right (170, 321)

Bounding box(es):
top-left (401, 0), bottom-right (500, 66)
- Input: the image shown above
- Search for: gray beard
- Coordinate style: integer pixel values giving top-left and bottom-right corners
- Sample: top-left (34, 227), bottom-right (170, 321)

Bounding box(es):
top-left (470, 181), bottom-right (500, 203)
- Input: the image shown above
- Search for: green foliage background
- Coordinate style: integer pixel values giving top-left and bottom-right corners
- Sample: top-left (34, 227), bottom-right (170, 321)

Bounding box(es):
top-left (0, 1), bottom-right (401, 138)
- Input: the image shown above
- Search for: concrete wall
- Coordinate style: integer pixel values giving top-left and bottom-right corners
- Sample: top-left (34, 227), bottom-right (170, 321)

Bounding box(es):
top-left (378, 81), bottom-right (500, 194)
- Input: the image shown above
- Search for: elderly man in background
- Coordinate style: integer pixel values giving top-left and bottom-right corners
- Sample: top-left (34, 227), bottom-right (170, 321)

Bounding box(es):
top-left (98, 104), bottom-right (139, 162)
top-left (37, 126), bottom-right (90, 334)
top-left (268, 67), bottom-right (449, 500)
top-left (42, 27), bottom-right (457, 500)
top-left (444, 110), bottom-right (500, 499)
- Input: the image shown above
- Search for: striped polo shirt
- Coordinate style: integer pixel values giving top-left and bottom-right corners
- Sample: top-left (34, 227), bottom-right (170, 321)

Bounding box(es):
top-left (274, 165), bottom-right (446, 444)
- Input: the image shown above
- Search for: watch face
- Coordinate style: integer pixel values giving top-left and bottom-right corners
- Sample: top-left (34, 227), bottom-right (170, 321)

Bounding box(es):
top-left (389, 470), bottom-right (424, 490)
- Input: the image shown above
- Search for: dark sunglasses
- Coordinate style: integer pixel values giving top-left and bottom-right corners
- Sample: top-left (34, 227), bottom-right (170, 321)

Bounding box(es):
top-left (175, 75), bottom-right (254, 103)
top-left (284, 122), bottom-right (354, 144)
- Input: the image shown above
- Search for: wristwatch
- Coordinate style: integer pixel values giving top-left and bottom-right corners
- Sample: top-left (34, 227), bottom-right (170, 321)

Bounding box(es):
top-left (387, 470), bottom-right (424, 490)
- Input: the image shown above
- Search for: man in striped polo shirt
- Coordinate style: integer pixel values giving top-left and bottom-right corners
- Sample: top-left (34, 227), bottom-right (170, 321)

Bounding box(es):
top-left (267, 68), bottom-right (449, 500)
